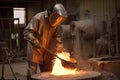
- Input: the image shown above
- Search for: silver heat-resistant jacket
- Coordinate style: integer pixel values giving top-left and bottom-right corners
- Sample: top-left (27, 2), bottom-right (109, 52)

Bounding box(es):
top-left (23, 10), bottom-right (60, 64)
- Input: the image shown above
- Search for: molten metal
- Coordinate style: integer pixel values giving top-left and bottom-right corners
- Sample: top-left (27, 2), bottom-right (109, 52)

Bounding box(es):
top-left (52, 52), bottom-right (77, 75)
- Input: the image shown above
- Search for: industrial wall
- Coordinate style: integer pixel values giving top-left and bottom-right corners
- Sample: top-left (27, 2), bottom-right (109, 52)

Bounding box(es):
top-left (75, 0), bottom-right (120, 59)
top-left (80, 0), bottom-right (116, 19)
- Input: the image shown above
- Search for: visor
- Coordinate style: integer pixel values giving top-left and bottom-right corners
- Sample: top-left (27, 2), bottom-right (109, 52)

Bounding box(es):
top-left (49, 12), bottom-right (66, 27)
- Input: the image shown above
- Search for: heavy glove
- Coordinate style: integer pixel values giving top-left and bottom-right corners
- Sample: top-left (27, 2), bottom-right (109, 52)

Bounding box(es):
top-left (32, 38), bottom-right (41, 48)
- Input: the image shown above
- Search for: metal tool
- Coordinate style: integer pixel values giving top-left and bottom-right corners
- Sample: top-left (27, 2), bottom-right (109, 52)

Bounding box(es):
top-left (0, 42), bottom-right (17, 80)
top-left (27, 39), bottom-right (77, 69)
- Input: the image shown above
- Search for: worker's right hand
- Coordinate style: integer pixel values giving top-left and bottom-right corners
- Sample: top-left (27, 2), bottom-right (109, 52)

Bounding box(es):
top-left (32, 38), bottom-right (41, 48)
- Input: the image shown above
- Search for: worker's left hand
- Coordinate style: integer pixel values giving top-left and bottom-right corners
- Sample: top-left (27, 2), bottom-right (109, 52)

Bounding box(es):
top-left (56, 44), bottom-right (71, 53)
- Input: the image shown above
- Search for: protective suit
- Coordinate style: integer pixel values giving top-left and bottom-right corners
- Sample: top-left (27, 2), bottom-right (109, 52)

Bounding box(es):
top-left (23, 3), bottom-right (67, 74)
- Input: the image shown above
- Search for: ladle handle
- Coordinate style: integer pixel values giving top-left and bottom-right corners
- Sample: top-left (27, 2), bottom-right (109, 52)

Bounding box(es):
top-left (25, 38), bottom-right (63, 60)
top-left (40, 46), bottom-right (63, 60)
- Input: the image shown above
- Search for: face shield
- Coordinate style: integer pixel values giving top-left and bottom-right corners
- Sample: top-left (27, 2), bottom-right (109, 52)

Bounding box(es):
top-left (49, 3), bottom-right (67, 27)
top-left (49, 12), bottom-right (66, 27)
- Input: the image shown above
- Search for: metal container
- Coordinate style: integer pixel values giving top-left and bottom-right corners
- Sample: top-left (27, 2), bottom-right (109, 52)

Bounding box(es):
top-left (31, 70), bottom-right (101, 80)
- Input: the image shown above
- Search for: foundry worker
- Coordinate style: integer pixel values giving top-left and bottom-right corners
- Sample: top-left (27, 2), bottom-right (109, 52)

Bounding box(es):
top-left (23, 3), bottom-right (67, 76)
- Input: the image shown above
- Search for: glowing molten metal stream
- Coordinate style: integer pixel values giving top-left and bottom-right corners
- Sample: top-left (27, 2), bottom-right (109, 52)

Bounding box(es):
top-left (52, 52), bottom-right (77, 75)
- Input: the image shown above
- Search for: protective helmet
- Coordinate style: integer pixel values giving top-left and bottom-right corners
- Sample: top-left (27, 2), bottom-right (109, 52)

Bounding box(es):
top-left (49, 3), bottom-right (67, 27)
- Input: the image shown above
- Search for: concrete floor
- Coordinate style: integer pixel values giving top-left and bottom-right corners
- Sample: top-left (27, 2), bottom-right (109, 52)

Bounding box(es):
top-left (0, 58), bottom-right (27, 80)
